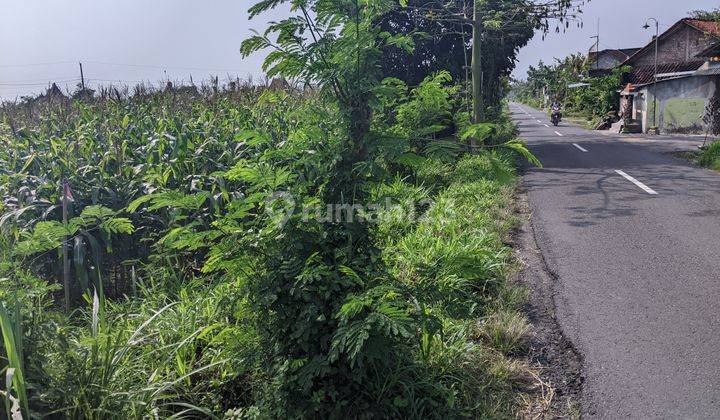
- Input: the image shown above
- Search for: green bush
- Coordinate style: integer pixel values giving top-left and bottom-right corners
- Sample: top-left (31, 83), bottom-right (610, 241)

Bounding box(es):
top-left (698, 140), bottom-right (720, 170)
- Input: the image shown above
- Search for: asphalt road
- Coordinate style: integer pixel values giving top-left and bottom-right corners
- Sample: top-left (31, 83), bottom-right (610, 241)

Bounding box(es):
top-left (511, 103), bottom-right (720, 419)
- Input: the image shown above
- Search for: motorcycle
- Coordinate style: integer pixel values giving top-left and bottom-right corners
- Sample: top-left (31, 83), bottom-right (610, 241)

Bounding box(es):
top-left (551, 109), bottom-right (562, 126)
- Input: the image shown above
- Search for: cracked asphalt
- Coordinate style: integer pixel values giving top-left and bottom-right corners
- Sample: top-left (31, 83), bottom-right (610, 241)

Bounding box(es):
top-left (512, 102), bottom-right (720, 419)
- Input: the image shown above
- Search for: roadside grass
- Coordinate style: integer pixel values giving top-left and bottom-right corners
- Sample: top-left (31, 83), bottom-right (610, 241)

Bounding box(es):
top-left (563, 115), bottom-right (598, 130)
top-left (479, 310), bottom-right (531, 356)
top-left (676, 139), bottom-right (720, 171)
top-left (374, 151), bottom-right (541, 417)
top-left (697, 140), bottom-right (720, 171)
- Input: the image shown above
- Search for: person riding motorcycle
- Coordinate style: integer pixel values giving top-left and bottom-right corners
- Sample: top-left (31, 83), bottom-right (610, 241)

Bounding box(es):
top-left (550, 101), bottom-right (562, 126)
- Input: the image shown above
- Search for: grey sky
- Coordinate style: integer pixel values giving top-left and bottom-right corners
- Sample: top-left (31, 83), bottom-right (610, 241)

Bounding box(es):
top-left (1, 0), bottom-right (717, 99)
top-left (0, 0), bottom-right (287, 99)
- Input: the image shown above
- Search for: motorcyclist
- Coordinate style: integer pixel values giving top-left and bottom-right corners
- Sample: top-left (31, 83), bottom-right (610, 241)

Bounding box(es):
top-left (551, 101), bottom-right (562, 115)
top-left (550, 101), bottom-right (562, 125)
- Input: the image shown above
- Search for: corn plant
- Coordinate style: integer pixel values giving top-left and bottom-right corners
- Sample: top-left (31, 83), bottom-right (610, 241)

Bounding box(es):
top-left (0, 297), bottom-right (28, 418)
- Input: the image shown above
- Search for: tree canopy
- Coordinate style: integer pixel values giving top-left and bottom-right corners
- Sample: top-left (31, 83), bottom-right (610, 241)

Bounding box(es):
top-left (378, 0), bottom-right (588, 114)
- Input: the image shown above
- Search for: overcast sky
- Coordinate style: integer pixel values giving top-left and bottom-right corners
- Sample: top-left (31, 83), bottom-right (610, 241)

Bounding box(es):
top-left (1, 0), bottom-right (717, 99)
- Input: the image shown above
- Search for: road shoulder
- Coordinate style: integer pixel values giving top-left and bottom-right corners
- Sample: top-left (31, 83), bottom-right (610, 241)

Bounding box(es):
top-left (513, 188), bottom-right (584, 419)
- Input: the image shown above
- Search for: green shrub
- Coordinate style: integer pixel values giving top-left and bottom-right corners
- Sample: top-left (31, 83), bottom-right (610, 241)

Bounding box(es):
top-left (698, 140), bottom-right (720, 170)
top-left (450, 152), bottom-right (516, 185)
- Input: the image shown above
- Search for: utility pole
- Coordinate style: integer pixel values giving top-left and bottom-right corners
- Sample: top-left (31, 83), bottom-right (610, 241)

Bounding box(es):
top-left (644, 18), bottom-right (660, 133)
top-left (79, 62), bottom-right (85, 90)
top-left (590, 35), bottom-right (599, 70)
top-left (471, 0), bottom-right (484, 125)
top-left (589, 20), bottom-right (600, 72)
top-left (410, 0), bottom-right (579, 127)
top-left (596, 19), bottom-right (600, 71)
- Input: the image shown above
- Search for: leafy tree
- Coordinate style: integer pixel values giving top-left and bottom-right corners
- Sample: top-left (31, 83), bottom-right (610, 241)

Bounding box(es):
top-left (521, 53), bottom-right (586, 104)
top-left (241, 0), bottom-right (414, 171)
top-left (239, 2), bottom-right (436, 415)
top-left (689, 8), bottom-right (720, 21)
top-left (384, 0), bottom-right (588, 123)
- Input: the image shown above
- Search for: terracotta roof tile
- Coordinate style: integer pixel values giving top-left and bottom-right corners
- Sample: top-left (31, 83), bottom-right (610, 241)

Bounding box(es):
top-left (685, 19), bottom-right (720, 37)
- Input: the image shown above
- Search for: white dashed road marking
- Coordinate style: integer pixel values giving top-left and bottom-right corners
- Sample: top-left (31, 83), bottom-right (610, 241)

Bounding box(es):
top-left (555, 131), bottom-right (563, 137)
top-left (573, 143), bottom-right (588, 152)
top-left (615, 170), bottom-right (658, 195)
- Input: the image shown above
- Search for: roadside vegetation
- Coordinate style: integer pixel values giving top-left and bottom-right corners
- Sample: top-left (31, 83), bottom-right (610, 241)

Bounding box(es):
top-left (696, 141), bottom-right (720, 170)
top-left (0, 74), bottom-right (542, 418)
top-left (0, 0), bottom-right (586, 417)
top-left (689, 72), bottom-right (720, 169)
top-left (686, 135), bottom-right (720, 171)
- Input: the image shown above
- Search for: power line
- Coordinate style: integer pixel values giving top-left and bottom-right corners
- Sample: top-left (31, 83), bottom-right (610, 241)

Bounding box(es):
top-left (0, 76), bottom-right (79, 84)
top-left (0, 74), bottom-right (259, 88)
top-left (87, 78), bottom-right (147, 84)
top-left (1, 60), bottom-right (267, 76)
top-left (0, 79), bottom-right (79, 87)
top-left (0, 61), bottom-right (75, 68)
top-left (84, 60), bottom-right (265, 74)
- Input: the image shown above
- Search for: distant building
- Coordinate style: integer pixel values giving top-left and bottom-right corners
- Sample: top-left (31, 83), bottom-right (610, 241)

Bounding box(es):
top-left (619, 19), bottom-right (720, 133)
top-left (588, 48), bottom-right (640, 76)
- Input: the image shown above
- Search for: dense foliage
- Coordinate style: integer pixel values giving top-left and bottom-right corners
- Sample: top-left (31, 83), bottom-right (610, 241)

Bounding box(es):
top-left (0, 76), bottom-right (541, 417)
top-left (689, 8), bottom-right (720, 21)
top-left (378, 0), bottom-right (537, 109)
top-left (697, 138), bottom-right (720, 171)
top-left (0, 0), bottom-right (570, 417)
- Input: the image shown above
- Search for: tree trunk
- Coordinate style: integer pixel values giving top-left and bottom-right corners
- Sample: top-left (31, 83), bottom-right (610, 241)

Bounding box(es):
top-left (349, 103), bottom-right (372, 163)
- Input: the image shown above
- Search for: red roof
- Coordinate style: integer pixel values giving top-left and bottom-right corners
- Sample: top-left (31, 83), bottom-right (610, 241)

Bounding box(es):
top-left (685, 19), bottom-right (720, 37)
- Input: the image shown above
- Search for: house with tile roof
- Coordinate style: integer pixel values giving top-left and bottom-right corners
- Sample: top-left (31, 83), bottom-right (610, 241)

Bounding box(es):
top-left (588, 48), bottom-right (641, 77)
top-left (619, 19), bottom-right (720, 134)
